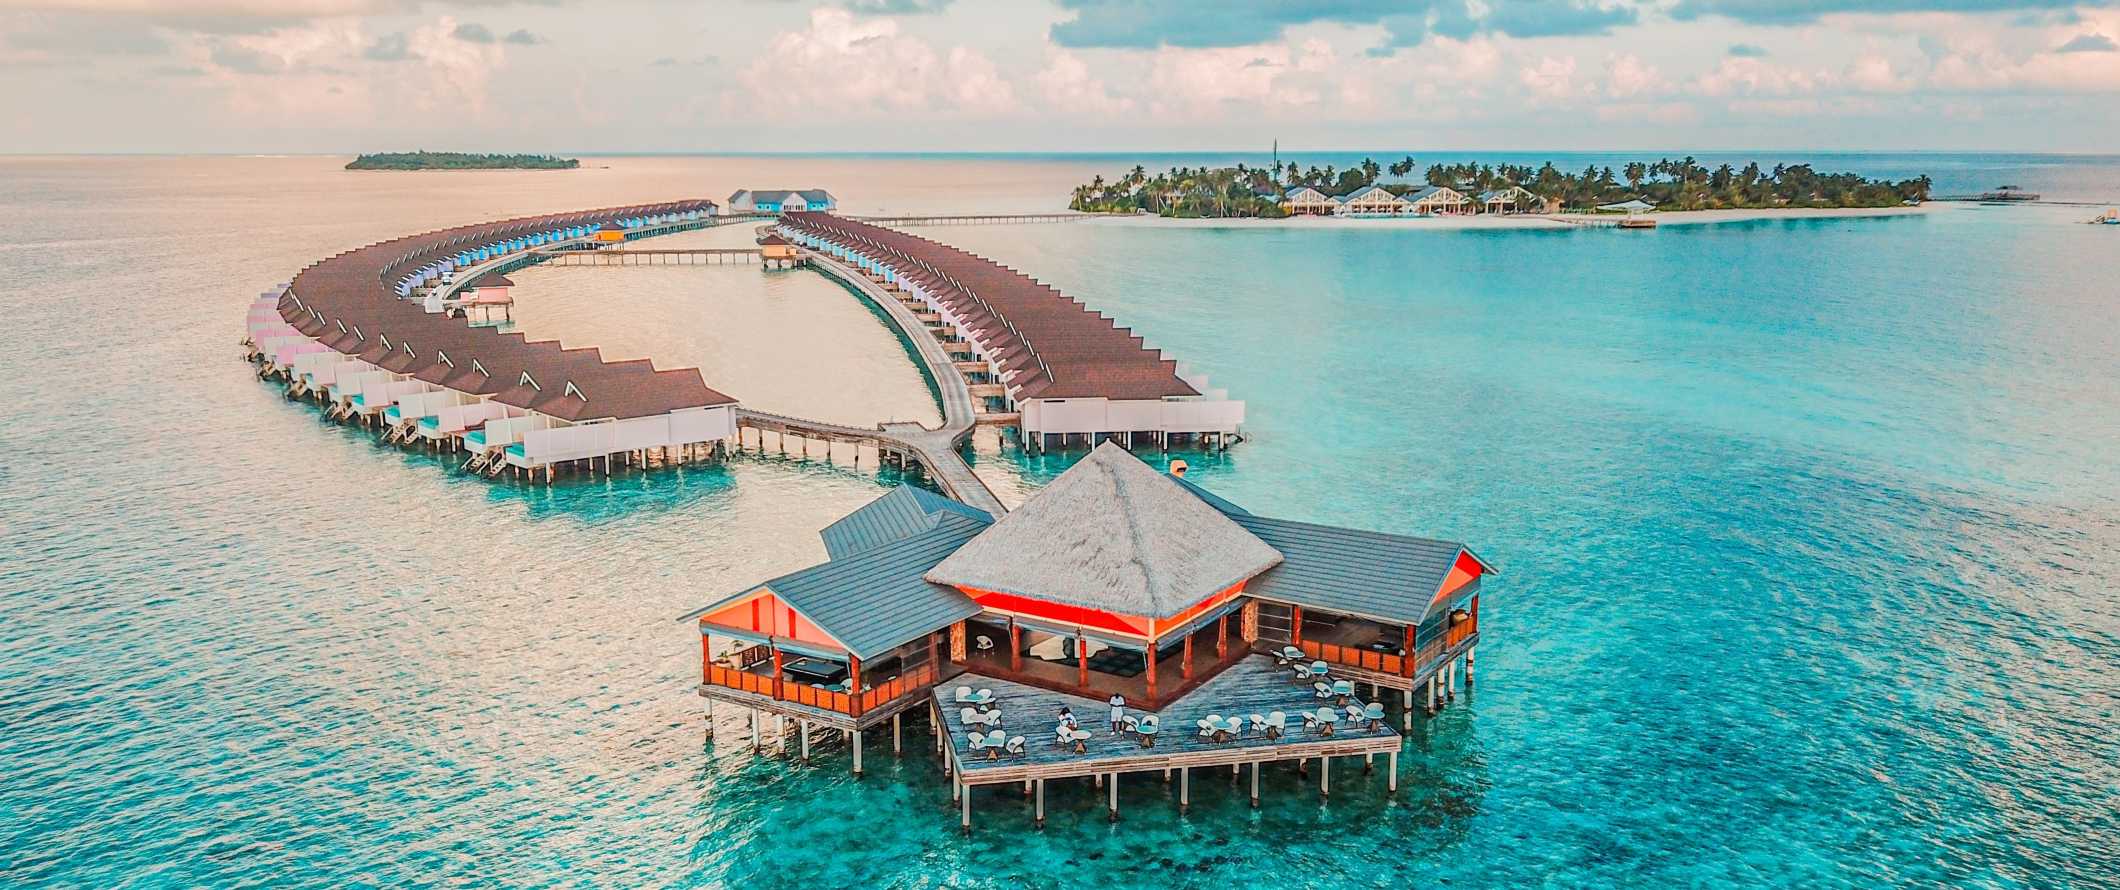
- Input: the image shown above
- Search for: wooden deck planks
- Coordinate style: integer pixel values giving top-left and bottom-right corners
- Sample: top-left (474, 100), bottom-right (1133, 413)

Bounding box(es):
top-left (937, 656), bottom-right (1400, 785)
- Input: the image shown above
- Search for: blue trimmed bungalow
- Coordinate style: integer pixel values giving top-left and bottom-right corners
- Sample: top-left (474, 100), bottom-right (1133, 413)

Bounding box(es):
top-left (728, 188), bottom-right (837, 215)
top-left (680, 443), bottom-right (1494, 826)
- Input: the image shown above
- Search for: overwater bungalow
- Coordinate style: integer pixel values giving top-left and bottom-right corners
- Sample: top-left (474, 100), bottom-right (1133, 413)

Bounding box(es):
top-left (247, 201), bottom-right (745, 480)
top-left (775, 213), bottom-right (1246, 451)
top-left (727, 188), bottom-right (838, 214)
top-left (682, 443), bottom-right (1492, 827)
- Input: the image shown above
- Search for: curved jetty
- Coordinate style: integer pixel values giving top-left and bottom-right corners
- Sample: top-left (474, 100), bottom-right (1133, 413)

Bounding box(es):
top-left (244, 200), bottom-right (741, 480)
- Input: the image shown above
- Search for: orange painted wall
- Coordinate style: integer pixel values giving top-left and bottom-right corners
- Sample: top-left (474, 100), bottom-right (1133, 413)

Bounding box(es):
top-left (695, 589), bottom-right (845, 650)
top-left (1434, 550), bottom-right (1490, 603)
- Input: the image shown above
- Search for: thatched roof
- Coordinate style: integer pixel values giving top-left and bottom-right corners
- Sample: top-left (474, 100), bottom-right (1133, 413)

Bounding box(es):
top-left (925, 442), bottom-right (1282, 618)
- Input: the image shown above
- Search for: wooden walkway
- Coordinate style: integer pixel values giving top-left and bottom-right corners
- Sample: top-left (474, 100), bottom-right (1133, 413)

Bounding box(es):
top-left (778, 250), bottom-right (1008, 516)
top-left (846, 212), bottom-right (1099, 226)
top-left (935, 656), bottom-right (1401, 787)
top-left (540, 248), bottom-right (764, 265)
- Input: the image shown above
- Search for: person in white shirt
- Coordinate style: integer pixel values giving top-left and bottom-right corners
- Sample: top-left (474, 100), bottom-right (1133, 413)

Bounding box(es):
top-left (1108, 694), bottom-right (1126, 732)
top-left (1058, 706), bottom-right (1078, 729)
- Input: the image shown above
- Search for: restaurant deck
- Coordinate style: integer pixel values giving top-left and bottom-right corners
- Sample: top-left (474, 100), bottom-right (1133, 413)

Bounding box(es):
top-left (935, 655), bottom-right (1402, 790)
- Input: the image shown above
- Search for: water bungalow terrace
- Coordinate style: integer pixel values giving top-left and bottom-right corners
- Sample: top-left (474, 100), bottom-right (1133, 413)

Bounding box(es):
top-left (775, 213), bottom-right (1245, 449)
top-left (254, 200), bottom-right (743, 479)
top-left (683, 442), bottom-right (1493, 827)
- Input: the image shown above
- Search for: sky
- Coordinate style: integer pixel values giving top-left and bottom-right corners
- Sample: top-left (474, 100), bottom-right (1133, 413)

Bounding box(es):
top-left (1, 0), bottom-right (2117, 153)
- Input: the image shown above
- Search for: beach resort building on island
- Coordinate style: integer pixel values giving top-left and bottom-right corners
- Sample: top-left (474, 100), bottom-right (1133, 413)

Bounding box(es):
top-left (727, 188), bottom-right (838, 214)
top-left (682, 442), bottom-right (1492, 829)
top-left (1278, 183), bottom-right (1521, 217)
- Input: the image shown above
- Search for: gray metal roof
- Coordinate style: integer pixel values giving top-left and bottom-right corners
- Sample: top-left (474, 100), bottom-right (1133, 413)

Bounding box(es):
top-left (1165, 477), bottom-right (1483, 626)
top-left (926, 442), bottom-right (1283, 618)
top-left (820, 485), bottom-right (993, 560)
top-left (694, 513), bottom-right (987, 660)
top-left (1230, 514), bottom-right (1469, 626)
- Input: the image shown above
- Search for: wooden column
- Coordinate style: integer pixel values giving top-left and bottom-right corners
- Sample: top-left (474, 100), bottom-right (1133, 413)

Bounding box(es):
top-left (852, 729), bottom-right (863, 775)
top-left (1291, 606), bottom-right (1304, 646)
top-left (700, 631), bottom-right (711, 683)
top-left (949, 621), bottom-right (966, 663)
top-left (1145, 644), bottom-right (1157, 700)
top-left (771, 645), bottom-right (785, 701)
top-left (1008, 620), bottom-right (1022, 672)
top-left (847, 655), bottom-right (863, 713)
top-left (892, 714), bottom-right (902, 754)
top-left (1403, 625), bottom-right (1417, 677)
top-left (1076, 630), bottom-right (1089, 688)
top-left (1034, 779), bottom-right (1045, 827)
top-left (1241, 600), bottom-right (1258, 642)
top-left (1250, 761), bottom-right (1260, 807)
top-left (1216, 615), bottom-right (1228, 658)
top-left (1181, 635), bottom-right (1194, 681)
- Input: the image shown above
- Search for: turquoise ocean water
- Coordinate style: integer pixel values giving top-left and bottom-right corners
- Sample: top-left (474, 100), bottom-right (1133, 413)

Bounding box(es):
top-left (3, 154), bottom-right (2118, 888)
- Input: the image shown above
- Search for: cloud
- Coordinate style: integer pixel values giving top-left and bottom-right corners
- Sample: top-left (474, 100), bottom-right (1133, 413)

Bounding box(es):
top-left (3, 16), bottom-right (170, 56)
top-left (2056, 33), bottom-right (2117, 52)
top-left (1048, 0), bottom-right (1635, 51)
top-left (1727, 43), bottom-right (1769, 57)
top-left (210, 42), bottom-right (283, 72)
top-left (1671, 0), bottom-right (2093, 26)
top-left (1518, 55), bottom-right (1579, 99)
top-left (1036, 50), bottom-right (1134, 114)
top-left (843, 0), bottom-right (954, 12)
top-left (452, 22), bottom-right (494, 43)
top-left (502, 29), bottom-right (540, 45)
top-left (1605, 52), bottom-right (1666, 97)
top-left (362, 30), bottom-right (411, 61)
top-left (740, 8), bottom-right (1015, 117)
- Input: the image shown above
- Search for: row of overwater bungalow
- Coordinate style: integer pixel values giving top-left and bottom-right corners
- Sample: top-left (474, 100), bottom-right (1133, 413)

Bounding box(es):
top-left (772, 212), bottom-right (1248, 450)
top-left (243, 200), bottom-right (742, 481)
top-left (680, 442), bottom-right (1492, 827)
top-left (1282, 184), bottom-right (1552, 217)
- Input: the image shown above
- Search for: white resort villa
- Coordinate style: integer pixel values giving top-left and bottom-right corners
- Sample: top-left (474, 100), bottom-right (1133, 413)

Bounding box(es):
top-left (1281, 183), bottom-right (1556, 218)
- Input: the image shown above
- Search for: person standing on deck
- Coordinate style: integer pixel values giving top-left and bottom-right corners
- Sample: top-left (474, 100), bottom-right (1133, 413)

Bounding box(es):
top-left (1108, 694), bottom-right (1126, 732)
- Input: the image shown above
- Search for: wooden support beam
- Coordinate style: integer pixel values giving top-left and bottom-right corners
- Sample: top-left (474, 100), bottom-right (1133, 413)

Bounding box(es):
top-left (1250, 760), bottom-right (1260, 807)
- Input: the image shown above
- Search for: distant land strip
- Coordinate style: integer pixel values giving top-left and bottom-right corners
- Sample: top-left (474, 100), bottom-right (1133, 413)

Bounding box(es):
top-left (1071, 156), bottom-right (1932, 218)
top-left (346, 151), bottom-right (580, 171)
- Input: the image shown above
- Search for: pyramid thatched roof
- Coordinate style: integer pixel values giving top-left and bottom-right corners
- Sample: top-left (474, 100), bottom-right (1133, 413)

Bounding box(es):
top-left (925, 442), bottom-right (1282, 618)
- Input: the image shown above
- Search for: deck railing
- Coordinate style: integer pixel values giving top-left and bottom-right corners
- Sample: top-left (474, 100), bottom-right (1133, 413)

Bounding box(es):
top-left (1298, 639), bottom-right (1406, 676)
top-left (701, 645), bottom-right (938, 718)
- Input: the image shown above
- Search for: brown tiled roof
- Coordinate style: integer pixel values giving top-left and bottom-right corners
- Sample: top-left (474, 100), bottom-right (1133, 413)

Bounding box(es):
top-left (466, 272), bottom-right (514, 289)
top-left (779, 213), bottom-right (1197, 401)
top-left (281, 200), bottom-right (739, 420)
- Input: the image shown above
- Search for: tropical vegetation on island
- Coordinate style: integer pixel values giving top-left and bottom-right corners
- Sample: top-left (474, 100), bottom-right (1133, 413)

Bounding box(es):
top-left (345, 151), bottom-right (580, 171)
top-left (1068, 156), bottom-right (1932, 217)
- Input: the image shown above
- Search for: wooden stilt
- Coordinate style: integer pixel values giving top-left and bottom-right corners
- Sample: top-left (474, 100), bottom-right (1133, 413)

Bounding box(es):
top-left (1388, 750), bottom-right (1399, 793)
top-left (852, 728), bottom-right (863, 776)
top-left (1179, 767), bottom-right (1189, 814)
top-left (1320, 755), bottom-right (1331, 797)
top-left (892, 713), bottom-right (902, 755)
top-left (1250, 760), bottom-right (1260, 807)
top-left (1034, 779), bottom-right (1045, 827)
top-left (1107, 772), bottom-right (1118, 822)
top-left (799, 721), bottom-right (811, 762)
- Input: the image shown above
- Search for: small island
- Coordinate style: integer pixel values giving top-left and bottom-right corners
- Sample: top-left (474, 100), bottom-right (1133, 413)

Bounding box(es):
top-left (345, 151), bottom-right (581, 171)
top-left (1069, 156), bottom-right (1931, 218)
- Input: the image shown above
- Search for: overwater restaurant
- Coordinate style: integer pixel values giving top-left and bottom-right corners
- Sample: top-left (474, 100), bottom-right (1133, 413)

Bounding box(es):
top-left (683, 443), bottom-right (1492, 826)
